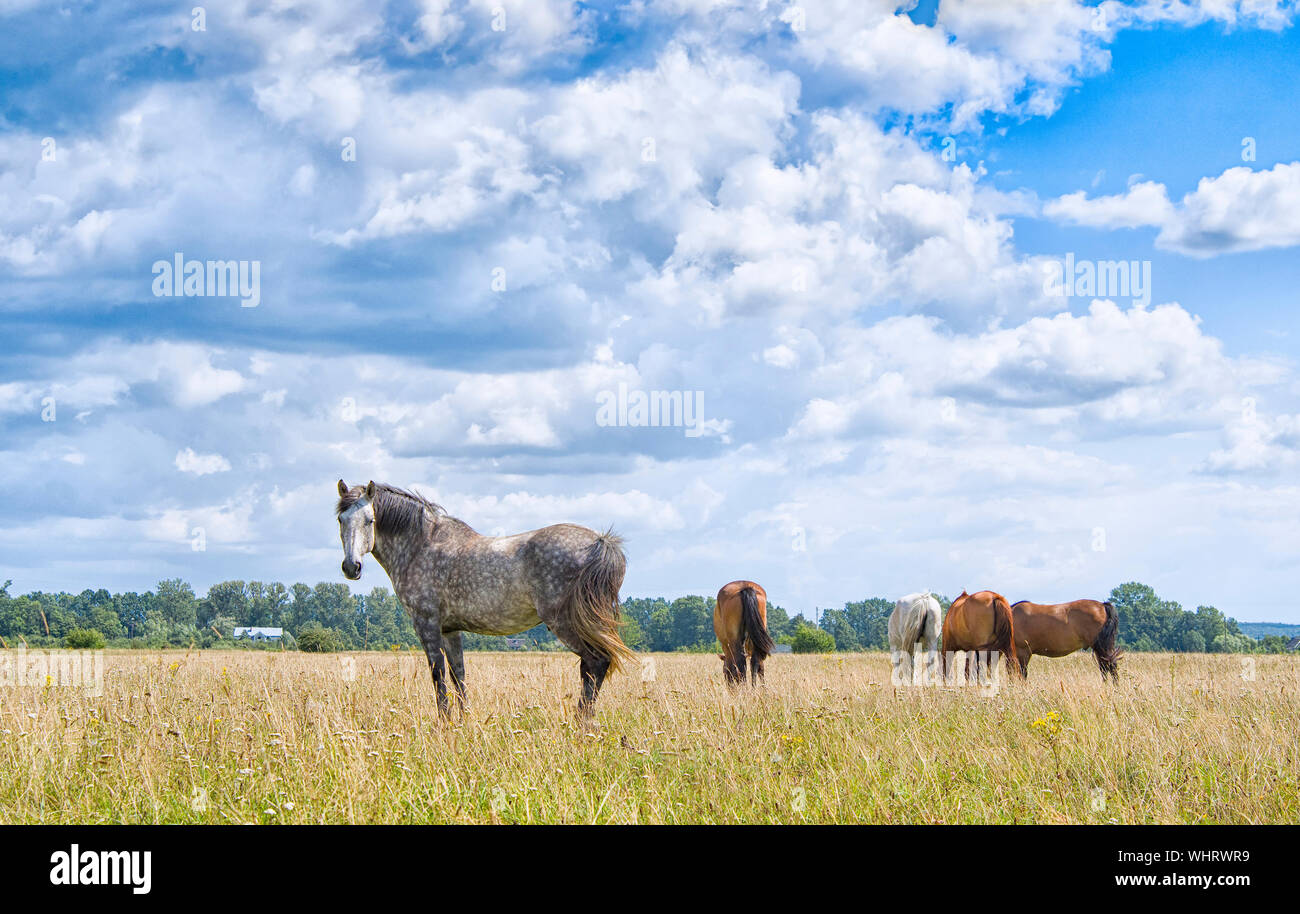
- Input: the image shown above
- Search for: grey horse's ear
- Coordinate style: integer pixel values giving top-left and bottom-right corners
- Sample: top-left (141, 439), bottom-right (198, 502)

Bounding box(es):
top-left (338, 479), bottom-right (348, 497)
top-left (365, 480), bottom-right (376, 499)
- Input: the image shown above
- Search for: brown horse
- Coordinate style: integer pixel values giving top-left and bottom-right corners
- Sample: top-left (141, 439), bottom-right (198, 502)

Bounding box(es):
top-left (714, 581), bottom-right (774, 685)
top-left (1012, 599), bottom-right (1120, 683)
top-left (941, 590), bottom-right (1019, 682)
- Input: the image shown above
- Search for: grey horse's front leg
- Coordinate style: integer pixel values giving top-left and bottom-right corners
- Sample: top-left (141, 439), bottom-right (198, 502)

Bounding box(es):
top-left (415, 614), bottom-right (451, 717)
top-left (442, 630), bottom-right (467, 710)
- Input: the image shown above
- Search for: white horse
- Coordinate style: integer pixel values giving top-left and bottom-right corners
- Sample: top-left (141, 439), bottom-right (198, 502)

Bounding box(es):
top-left (888, 592), bottom-right (942, 686)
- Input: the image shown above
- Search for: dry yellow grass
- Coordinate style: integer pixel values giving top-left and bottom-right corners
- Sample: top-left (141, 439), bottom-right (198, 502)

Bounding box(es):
top-left (1, 649), bottom-right (1296, 823)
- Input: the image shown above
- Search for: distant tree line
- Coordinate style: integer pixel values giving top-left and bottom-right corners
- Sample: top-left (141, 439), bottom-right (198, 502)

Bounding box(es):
top-left (0, 579), bottom-right (420, 652)
top-left (0, 579), bottom-right (1293, 655)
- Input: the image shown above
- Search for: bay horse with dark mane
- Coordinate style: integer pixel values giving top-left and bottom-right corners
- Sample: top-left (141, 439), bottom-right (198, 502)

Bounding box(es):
top-left (714, 581), bottom-right (774, 685)
top-left (941, 590), bottom-right (1019, 682)
top-left (335, 480), bottom-right (635, 717)
top-left (1012, 599), bottom-right (1121, 682)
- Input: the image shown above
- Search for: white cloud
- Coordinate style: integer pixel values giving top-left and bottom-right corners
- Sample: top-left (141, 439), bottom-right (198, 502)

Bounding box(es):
top-left (1161, 162), bottom-right (1300, 255)
top-left (1203, 412), bottom-right (1300, 474)
top-left (1123, 0), bottom-right (1297, 31)
top-left (465, 407), bottom-right (561, 447)
top-left (1043, 179), bottom-right (1175, 230)
top-left (1044, 162), bottom-right (1300, 256)
top-left (779, 298), bottom-right (1285, 456)
top-left (174, 448), bottom-right (233, 476)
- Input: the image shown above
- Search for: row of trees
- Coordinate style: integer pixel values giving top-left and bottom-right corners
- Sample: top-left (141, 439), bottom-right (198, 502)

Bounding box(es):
top-left (0, 579), bottom-right (421, 652)
top-left (0, 579), bottom-right (1293, 654)
top-left (619, 585), bottom-right (1295, 654)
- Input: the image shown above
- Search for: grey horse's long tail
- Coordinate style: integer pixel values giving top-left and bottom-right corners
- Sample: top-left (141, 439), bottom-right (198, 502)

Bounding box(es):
top-left (1092, 601), bottom-right (1121, 683)
top-left (915, 597), bottom-right (940, 679)
top-left (740, 586), bottom-right (774, 661)
top-left (915, 598), bottom-right (932, 647)
top-left (563, 530), bottom-right (636, 675)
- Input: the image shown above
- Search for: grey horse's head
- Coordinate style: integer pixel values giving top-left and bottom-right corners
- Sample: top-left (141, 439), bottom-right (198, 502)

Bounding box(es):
top-left (336, 479), bottom-right (376, 579)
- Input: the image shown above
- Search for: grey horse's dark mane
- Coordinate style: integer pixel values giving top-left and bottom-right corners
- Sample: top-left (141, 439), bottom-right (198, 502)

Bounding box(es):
top-left (336, 483), bottom-right (445, 538)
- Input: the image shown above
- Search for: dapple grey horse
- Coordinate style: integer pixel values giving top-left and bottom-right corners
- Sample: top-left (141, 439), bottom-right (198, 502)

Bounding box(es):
top-left (336, 480), bottom-right (634, 717)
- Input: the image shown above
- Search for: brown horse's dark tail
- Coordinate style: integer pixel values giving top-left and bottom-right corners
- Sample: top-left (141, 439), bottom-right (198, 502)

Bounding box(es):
top-left (740, 586), bottom-right (774, 661)
top-left (563, 531), bottom-right (636, 675)
top-left (991, 594), bottom-right (1020, 678)
top-left (1092, 601), bottom-right (1121, 684)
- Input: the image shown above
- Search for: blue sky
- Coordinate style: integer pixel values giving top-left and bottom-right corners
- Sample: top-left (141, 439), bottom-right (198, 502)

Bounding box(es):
top-left (2, 1), bottom-right (1299, 622)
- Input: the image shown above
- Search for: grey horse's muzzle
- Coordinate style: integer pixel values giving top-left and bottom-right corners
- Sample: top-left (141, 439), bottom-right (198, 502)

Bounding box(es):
top-left (341, 559), bottom-right (361, 579)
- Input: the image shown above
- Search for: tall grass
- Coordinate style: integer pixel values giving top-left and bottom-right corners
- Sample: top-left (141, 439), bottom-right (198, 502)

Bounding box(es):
top-left (1, 650), bottom-right (1296, 823)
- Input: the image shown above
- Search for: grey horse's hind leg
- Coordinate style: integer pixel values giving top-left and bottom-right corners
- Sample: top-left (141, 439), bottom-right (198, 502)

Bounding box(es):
top-left (578, 652), bottom-right (611, 714)
top-left (415, 614), bottom-right (451, 717)
top-left (544, 611), bottom-right (610, 717)
top-left (442, 630), bottom-right (467, 710)
top-left (919, 634), bottom-right (940, 685)
top-left (894, 642), bottom-right (913, 686)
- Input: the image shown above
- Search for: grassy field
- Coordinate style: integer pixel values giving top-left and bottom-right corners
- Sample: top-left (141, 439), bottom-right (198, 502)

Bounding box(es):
top-left (1, 648), bottom-right (1297, 824)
